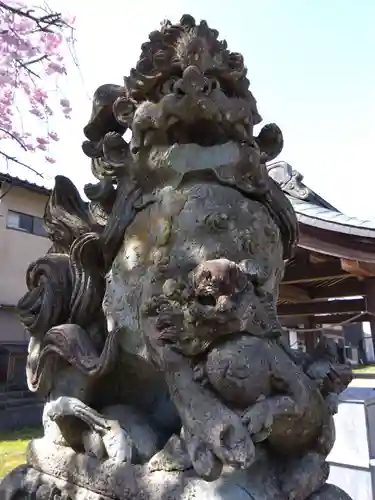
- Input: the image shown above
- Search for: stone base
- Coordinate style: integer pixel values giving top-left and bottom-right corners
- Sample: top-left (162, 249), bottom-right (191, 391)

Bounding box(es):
top-left (0, 439), bottom-right (353, 500)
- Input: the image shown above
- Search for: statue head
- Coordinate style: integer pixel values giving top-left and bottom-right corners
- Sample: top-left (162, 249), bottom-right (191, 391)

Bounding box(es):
top-left (83, 15), bottom-right (265, 153)
top-left (81, 14), bottom-right (298, 256)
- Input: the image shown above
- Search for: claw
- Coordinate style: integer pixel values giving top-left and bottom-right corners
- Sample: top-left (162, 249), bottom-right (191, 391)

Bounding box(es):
top-left (193, 449), bottom-right (222, 481)
top-left (183, 426), bottom-right (223, 481)
top-left (219, 424), bottom-right (255, 468)
top-left (242, 400), bottom-right (273, 444)
top-left (46, 396), bottom-right (133, 463)
top-left (102, 427), bottom-right (133, 463)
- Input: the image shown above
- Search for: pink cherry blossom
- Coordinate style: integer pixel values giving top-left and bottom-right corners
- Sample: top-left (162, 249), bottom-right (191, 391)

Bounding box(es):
top-left (60, 98), bottom-right (70, 108)
top-left (36, 137), bottom-right (49, 145)
top-left (0, 1), bottom-right (75, 169)
top-left (48, 131), bottom-right (59, 141)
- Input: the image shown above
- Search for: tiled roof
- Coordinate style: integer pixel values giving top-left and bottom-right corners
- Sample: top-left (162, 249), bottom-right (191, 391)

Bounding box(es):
top-left (288, 197), bottom-right (375, 238)
top-left (0, 166), bottom-right (52, 195)
top-left (268, 161), bottom-right (375, 238)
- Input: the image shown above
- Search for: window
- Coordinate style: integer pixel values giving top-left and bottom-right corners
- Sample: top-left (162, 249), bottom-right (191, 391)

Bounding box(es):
top-left (6, 210), bottom-right (48, 237)
top-left (32, 216), bottom-right (48, 237)
top-left (7, 211), bottom-right (33, 232)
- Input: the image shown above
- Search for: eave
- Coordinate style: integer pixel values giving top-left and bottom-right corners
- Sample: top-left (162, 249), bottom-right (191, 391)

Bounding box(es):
top-left (268, 161), bottom-right (375, 264)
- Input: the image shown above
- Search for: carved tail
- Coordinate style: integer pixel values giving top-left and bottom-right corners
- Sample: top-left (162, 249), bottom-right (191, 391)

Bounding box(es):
top-left (27, 324), bottom-right (119, 394)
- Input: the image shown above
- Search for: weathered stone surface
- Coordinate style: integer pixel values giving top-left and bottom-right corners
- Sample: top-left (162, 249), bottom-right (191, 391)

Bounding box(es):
top-left (0, 13), bottom-right (353, 500)
top-left (0, 453), bottom-right (353, 500)
top-left (23, 439), bottom-right (284, 499)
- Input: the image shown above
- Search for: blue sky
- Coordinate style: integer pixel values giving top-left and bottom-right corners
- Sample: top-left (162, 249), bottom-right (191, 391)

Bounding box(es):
top-left (30, 0), bottom-right (375, 219)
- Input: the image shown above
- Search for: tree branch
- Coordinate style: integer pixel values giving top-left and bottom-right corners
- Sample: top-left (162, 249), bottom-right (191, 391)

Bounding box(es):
top-left (0, 127), bottom-right (28, 150)
top-left (15, 58), bottom-right (41, 78)
top-left (0, 149), bottom-right (43, 177)
top-left (0, 1), bottom-right (68, 33)
top-left (23, 54), bottom-right (49, 66)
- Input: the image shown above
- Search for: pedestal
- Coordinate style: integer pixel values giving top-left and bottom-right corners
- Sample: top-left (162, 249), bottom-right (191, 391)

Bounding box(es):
top-left (327, 386), bottom-right (375, 499)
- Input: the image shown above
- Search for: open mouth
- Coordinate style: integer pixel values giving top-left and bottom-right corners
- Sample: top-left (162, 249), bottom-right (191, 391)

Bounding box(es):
top-left (130, 118), bottom-right (253, 156)
top-left (164, 119), bottom-right (250, 148)
top-left (129, 91), bottom-right (256, 155)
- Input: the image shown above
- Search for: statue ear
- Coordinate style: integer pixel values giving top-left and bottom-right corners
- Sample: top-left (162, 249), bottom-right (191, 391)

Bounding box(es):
top-left (255, 123), bottom-right (284, 162)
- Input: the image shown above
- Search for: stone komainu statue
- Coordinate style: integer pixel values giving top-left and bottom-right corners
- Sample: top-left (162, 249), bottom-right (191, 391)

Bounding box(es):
top-left (0, 14), bottom-right (353, 500)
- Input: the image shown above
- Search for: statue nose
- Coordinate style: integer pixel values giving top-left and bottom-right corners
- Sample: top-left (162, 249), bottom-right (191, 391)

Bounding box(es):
top-left (191, 259), bottom-right (247, 302)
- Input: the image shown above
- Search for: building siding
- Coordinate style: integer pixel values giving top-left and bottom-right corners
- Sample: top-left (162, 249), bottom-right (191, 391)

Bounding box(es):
top-left (0, 183), bottom-right (50, 342)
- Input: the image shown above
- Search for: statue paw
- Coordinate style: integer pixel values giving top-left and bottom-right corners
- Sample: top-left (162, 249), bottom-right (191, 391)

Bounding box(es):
top-left (82, 429), bottom-right (107, 460)
top-left (242, 398), bottom-right (273, 443)
top-left (182, 426), bottom-right (222, 481)
top-left (46, 396), bottom-right (133, 463)
top-left (209, 414), bottom-right (255, 469)
top-left (148, 434), bottom-right (193, 472)
top-left (82, 427), bottom-right (133, 463)
top-left (183, 409), bottom-right (256, 480)
top-left (101, 426), bottom-right (134, 463)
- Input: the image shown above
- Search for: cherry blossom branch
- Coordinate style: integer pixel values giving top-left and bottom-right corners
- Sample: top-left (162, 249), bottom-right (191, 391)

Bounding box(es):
top-left (0, 1), bottom-right (76, 170)
top-left (21, 54), bottom-right (49, 66)
top-left (0, 2), bottom-right (68, 32)
top-left (15, 58), bottom-right (41, 78)
top-left (0, 127), bottom-right (27, 150)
